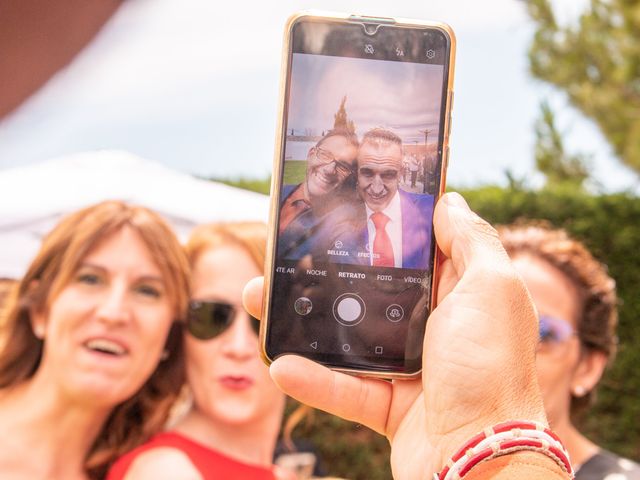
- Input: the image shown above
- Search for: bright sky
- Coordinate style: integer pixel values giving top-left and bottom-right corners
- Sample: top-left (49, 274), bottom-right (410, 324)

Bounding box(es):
top-left (0, 0), bottom-right (636, 191)
top-left (288, 54), bottom-right (444, 142)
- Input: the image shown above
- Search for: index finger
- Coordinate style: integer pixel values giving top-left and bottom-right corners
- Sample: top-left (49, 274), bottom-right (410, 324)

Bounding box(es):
top-left (270, 355), bottom-right (395, 436)
top-left (243, 276), bottom-right (406, 437)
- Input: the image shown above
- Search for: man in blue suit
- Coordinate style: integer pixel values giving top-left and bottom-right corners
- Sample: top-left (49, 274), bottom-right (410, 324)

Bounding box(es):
top-left (328, 128), bottom-right (434, 269)
top-left (277, 128), bottom-right (359, 260)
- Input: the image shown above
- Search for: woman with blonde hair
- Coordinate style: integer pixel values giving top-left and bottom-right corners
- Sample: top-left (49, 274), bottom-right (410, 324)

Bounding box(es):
top-left (499, 223), bottom-right (640, 480)
top-left (0, 201), bottom-right (190, 479)
top-left (108, 222), bottom-right (305, 480)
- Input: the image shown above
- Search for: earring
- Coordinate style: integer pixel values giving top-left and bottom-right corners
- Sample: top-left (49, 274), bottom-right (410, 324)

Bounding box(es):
top-left (32, 323), bottom-right (45, 340)
top-left (573, 385), bottom-right (587, 397)
top-left (160, 349), bottom-right (170, 361)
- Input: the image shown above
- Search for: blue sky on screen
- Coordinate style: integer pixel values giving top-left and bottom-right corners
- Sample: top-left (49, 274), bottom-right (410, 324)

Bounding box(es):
top-left (0, 0), bottom-right (636, 191)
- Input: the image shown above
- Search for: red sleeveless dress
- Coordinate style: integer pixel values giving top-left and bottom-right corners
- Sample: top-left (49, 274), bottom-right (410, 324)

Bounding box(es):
top-left (107, 431), bottom-right (276, 480)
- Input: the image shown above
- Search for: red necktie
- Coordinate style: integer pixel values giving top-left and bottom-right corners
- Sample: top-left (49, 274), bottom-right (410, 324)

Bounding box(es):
top-left (371, 212), bottom-right (394, 267)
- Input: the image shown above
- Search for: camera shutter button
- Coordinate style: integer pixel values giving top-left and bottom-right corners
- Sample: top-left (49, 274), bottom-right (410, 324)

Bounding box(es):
top-left (332, 293), bottom-right (366, 326)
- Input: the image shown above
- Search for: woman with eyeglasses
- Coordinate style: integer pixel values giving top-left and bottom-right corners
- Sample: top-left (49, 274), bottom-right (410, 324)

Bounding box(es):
top-left (108, 222), bottom-right (293, 480)
top-left (499, 224), bottom-right (640, 480)
top-left (0, 201), bottom-right (189, 479)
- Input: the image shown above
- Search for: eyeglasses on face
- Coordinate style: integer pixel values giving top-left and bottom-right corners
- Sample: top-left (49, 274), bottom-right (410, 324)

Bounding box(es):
top-left (314, 147), bottom-right (354, 177)
top-left (538, 314), bottom-right (575, 347)
top-left (187, 300), bottom-right (260, 340)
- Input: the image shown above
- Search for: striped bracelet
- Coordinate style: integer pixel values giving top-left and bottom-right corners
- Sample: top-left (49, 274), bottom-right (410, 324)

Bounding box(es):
top-left (433, 420), bottom-right (574, 480)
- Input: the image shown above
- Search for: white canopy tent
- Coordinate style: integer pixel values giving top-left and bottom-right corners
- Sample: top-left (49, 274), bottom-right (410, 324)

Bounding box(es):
top-left (0, 151), bottom-right (270, 279)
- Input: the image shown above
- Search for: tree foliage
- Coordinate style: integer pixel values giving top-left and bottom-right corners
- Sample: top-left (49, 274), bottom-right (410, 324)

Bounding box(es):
top-left (535, 100), bottom-right (590, 188)
top-left (527, 0), bottom-right (640, 174)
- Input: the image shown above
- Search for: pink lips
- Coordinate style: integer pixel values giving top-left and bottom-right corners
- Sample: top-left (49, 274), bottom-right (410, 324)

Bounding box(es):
top-left (219, 375), bottom-right (254, 391)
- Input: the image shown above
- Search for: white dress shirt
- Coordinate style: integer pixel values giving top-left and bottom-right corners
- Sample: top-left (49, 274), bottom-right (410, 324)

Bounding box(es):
top-left (365, 191), bottom-right (403, 267)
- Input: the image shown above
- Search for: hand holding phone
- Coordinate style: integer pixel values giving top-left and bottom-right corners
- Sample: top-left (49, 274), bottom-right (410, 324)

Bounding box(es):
top-left (245, 193), bottom-right (546, 478)
top-left (262, 12), bottom-right (455, 377)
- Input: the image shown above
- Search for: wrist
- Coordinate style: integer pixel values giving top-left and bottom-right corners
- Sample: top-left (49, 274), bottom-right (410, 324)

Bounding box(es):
top-left (426, 408), bottom-right (548, 475)
top-left (432, 420), bottom-right (573, 480)
top-left (426, 378), bottom-right (547, 474)
top-left (463, 451), bottom-right (572, 480)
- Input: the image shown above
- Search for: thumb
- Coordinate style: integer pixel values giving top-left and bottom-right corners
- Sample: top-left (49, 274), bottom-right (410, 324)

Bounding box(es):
top-left (433, 192), bottom-right (510, 277)
top-left (242, 276), bottom-right (264, 320)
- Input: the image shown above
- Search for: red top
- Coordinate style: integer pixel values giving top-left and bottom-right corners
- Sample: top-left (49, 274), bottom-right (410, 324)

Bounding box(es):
top-left (107, 431), bottom-right (276, 480)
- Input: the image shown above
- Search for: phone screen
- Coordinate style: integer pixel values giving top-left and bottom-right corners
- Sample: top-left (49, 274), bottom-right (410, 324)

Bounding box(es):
top-left (266, 18), bottom-right (453, 374)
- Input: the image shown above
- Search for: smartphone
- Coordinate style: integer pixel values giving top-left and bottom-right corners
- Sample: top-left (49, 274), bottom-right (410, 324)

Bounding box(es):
top-left (261, 12), bottom-right (455, 378)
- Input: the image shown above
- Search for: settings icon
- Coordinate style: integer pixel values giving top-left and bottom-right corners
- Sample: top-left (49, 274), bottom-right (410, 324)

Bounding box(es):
top-left (426, 49), bottom-right (435, 59)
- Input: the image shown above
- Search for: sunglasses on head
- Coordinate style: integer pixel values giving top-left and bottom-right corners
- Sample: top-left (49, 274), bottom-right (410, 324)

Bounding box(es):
top-left (187, 300), bottom-right (260, 340)
top-left (538, 314), bottom-right (575, 345)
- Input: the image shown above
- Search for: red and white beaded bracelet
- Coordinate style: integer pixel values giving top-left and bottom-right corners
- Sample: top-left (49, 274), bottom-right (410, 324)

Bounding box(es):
top-left (433, 420), bottom-right (574, 480)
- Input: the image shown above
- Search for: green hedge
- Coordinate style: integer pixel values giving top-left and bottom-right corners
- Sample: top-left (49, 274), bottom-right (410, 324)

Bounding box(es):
top-left (282, 186), bottom-right (640, 479)
top-left (460, 185), bottom-right (640, 462)
top-left (222, 176), bottom-right (640, 477)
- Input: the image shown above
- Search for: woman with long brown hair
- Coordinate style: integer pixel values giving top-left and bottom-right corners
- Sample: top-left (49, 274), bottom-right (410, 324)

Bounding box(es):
top-left (0, 201), bottom-right (190, 479)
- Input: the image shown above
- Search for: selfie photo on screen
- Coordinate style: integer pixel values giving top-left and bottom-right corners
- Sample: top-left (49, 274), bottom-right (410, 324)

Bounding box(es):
top-left (279, 51), bottom-right (444, 270)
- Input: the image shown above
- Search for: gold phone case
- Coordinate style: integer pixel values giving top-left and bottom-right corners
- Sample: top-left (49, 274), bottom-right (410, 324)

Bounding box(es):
top-left (260, 11), bottom-right (456, 379)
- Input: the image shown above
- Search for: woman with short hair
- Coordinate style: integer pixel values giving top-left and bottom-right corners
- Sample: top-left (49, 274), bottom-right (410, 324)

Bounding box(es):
top-left (499, 223), bottom-right (640, 480)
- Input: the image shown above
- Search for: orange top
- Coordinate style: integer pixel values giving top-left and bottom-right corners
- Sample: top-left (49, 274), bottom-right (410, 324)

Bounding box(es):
top-left (279, 184), bottom-right (311, 234)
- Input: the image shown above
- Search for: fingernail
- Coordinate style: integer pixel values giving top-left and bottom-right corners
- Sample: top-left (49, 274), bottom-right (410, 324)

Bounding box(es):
top-left (444, 192), bottom-right (470, 210)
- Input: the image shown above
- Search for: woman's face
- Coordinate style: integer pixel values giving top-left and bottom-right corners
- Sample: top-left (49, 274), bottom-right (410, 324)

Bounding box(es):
top-left (33, 226), bottom-right (175, 407)
top-left (512, 254), bottom-right (582, 426)
top-left (185, 244), bottom-right (284, 426)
